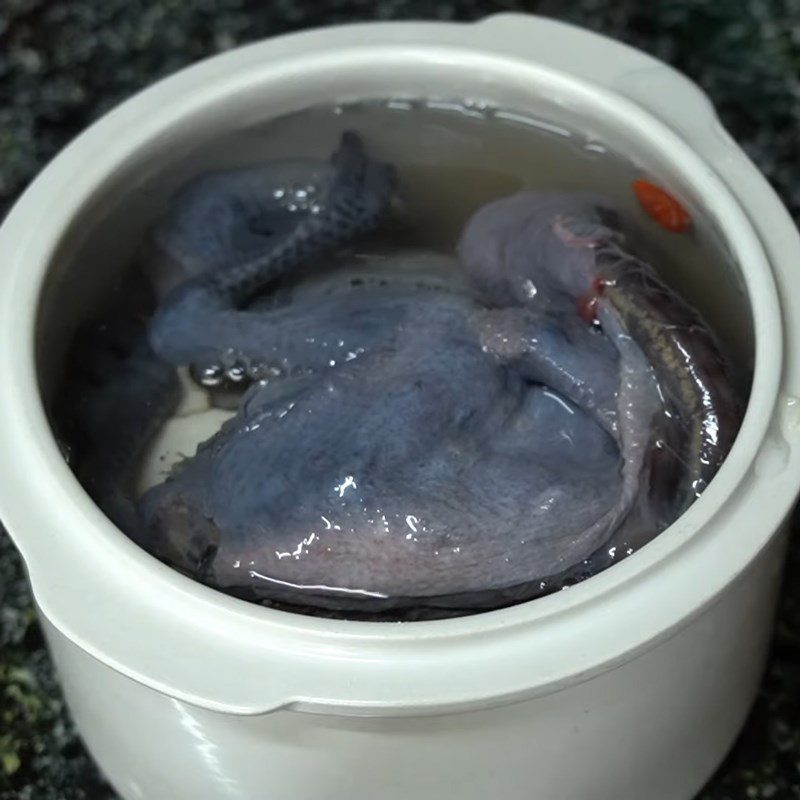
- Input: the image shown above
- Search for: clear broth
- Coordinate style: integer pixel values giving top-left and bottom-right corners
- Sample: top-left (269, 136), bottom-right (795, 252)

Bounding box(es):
top-left (127, 99), bottom-right (751, 490)
top-left (52, 99), bottom-right (752, 617)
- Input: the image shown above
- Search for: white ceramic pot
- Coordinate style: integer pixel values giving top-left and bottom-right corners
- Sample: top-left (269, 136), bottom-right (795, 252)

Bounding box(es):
top-left (1, 13), bottom-right (799, 800)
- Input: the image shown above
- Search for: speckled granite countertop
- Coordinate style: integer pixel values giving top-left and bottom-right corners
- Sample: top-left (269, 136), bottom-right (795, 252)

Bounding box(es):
top-left (1, 2), bottom-right (799, 798)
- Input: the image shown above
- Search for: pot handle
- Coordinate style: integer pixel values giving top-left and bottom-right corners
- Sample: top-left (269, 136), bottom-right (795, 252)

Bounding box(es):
top-left (474, 14), bottom-right (727, 145)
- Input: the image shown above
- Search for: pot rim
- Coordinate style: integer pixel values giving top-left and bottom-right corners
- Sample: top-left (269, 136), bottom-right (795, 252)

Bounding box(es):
top-left (0, 14), bottom-right (798, 716)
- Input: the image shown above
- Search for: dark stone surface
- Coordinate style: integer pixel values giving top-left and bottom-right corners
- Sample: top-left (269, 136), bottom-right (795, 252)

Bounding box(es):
top-left (0, 1), bottom-right (798, 798)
